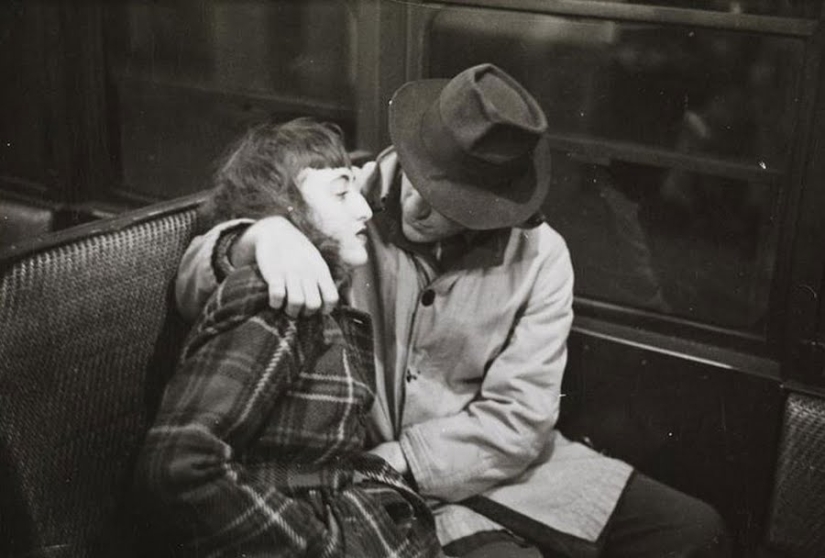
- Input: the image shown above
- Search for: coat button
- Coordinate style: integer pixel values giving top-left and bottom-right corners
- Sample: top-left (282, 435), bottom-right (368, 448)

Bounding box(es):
top-left (421, 289), bottom-right (435, 306)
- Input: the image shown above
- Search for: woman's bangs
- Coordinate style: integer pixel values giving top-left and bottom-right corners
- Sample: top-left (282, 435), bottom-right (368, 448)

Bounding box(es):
top-left (303, 145), bottom-right (350, 171)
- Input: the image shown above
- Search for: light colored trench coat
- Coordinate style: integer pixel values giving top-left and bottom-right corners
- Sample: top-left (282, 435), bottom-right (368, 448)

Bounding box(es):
top-left (176, 148), bottom-right (633, 549)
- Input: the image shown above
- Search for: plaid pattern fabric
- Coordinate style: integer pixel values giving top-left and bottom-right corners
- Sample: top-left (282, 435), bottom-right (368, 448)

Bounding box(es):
top-left (135, 266), bottom-right (442, 557)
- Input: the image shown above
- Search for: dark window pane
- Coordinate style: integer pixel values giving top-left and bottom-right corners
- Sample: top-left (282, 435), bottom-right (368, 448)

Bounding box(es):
top-left (0, 2), bottom-right (50, 187)
top-left (568, 0), bottom-right (821, 18)
top-left (427, 7), bottom-right (803, 171)
top-left (544, 155), bottom-right (778, 332)
top-left (106, 0), bottom-right (356, 199)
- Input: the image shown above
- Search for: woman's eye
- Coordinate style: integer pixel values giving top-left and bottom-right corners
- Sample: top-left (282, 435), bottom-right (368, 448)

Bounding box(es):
top-left (332, 176), bottom-right (352, 200)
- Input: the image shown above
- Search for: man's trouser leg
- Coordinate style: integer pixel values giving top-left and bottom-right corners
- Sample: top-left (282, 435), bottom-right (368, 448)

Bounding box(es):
top-left (444, 531), bottom-right (543, 557)
top-left (600, 473), bottom-right (731, 558)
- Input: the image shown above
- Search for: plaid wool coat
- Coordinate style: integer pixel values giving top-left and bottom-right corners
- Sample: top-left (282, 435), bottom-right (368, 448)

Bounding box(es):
top-left (135, 266), bottom-right (443, 558)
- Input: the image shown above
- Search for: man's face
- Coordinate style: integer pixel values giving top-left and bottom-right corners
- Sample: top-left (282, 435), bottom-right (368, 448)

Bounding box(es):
top-left (399, 173), bottom-right (465, 244)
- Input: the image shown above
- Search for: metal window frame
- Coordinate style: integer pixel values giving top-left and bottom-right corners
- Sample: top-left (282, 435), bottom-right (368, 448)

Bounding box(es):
top-left (431, 0), bottom-right (818, 36)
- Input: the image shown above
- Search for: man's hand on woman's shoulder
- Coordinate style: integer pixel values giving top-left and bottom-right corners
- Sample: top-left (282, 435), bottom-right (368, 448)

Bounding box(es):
top-left (234, 216), bottom-right (339, 318)
top-left (223, 161), bottom-right (377, 318)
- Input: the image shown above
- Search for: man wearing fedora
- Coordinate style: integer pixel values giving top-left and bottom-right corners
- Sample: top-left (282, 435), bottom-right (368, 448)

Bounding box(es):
top-left (176, 64), bottom-right (729, 558)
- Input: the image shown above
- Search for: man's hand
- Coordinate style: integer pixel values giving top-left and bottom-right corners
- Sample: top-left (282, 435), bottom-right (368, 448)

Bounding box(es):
top-left (231, 216), bottom-right (338, 317)
top-left (366, 441), bottom-right (409, 476)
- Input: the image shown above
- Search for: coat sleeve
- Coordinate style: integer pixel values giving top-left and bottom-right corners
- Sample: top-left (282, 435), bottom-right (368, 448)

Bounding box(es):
top-left (134, 305), bottom-right (329, 557)
top-left (399, 232), bottom-right (575, 502)
top-left (175, 219), bottom-right (253, 322)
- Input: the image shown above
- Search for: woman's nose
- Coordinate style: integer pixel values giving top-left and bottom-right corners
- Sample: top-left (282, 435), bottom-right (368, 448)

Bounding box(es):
top-left (352, 192), bottom-right (373, 222)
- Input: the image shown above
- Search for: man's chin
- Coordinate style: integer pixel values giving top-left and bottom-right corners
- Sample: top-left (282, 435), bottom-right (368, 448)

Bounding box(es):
top-left (401, 222), bottom-right (432, 244)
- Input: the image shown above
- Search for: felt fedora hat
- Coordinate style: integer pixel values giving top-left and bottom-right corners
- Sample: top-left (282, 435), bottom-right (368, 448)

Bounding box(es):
top-left (389, 63), bottom-right (550, 230)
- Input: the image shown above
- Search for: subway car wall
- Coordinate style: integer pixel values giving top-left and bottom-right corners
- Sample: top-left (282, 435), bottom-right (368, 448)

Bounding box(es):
top-left (2, 2), bottom-right (825, 558)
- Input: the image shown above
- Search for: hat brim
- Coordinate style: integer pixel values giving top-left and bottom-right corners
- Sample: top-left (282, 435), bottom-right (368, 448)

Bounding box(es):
top-left (389, 79), bottom-right (550, 231)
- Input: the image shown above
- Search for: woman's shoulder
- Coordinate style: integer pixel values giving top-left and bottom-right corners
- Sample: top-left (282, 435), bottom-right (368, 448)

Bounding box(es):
top-left (204, 266), bottom-right (333, 333)
top-left (183, 267), bottom-right (328, 364)
top-left (209, 265), bottom-right (270, 317)
top-left (192, 265), bottom-right (291, 336)
top-left (184, 266), bottom-right (328, 358)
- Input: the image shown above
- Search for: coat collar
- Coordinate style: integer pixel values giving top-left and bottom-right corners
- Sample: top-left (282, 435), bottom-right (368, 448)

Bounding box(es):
top-left (370, 151), bottom-right (511, 272)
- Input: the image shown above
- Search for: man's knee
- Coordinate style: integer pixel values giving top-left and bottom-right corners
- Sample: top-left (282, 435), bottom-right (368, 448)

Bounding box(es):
top-left (677, 497), bottom-right (730, 557)
top-left (606, 473), bottom-right (731, 558)
top-left (444, 531), bottom-right (542, 558)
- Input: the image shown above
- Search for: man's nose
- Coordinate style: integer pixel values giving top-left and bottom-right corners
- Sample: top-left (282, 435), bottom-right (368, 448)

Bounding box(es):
top-left (408, 190), bottom-right (432, 220)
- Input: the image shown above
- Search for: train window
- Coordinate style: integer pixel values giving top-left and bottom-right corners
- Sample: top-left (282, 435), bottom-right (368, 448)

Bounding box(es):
top-left (552, 0), bottom-right (821, 18)
top-left (419, 5), bottom-right (803, 337)
top-left (104, 1), bottom-right (357, 200)
top-left (544, 155), bottom-right (778, 333)
top-left (427, 8), bottom-right (804, 171)
top-left (0, 3), bottom-right (51, 191)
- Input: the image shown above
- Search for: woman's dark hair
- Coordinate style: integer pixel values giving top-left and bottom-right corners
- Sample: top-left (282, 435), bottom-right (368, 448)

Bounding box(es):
top-left (202, 117), bottom-right (352, 280)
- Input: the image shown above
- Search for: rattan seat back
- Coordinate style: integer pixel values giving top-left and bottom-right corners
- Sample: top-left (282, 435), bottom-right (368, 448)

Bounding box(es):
top-left (0, 193), bottom-right (206, 558)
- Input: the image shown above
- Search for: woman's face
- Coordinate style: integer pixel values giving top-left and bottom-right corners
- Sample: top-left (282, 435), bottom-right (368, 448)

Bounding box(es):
top-left (297, 167), bottom-right (373, 267)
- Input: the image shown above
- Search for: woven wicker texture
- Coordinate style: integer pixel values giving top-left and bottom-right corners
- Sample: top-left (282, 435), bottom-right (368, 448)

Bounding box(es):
top-left (767, 392), bottom-right (825, 558)
top-left (0, 207), bottom-right (198, 558)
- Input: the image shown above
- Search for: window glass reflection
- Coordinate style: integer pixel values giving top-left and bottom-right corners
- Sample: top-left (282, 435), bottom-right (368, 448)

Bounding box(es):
top-left (571, 0), bottom-right (820, 17)
top-left (544, 155), bottom-right (778, 332)
top-left (106, 1), bottom-right (356, 199)
top-left (108, 1), bottom-right (354, 104)
top-left (0, 3), bottom-right (49, 185)
top-left (428, 8), bottom-right (803, 170)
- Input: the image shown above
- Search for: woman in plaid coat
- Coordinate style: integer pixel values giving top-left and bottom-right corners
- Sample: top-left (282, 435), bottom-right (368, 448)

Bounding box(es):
top-left (134, 118), bottom-right (443, 558)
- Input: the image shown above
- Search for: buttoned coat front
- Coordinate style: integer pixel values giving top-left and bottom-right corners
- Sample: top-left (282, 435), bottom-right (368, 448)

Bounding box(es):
top-left (177, 148), bottom-right (634, 551)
